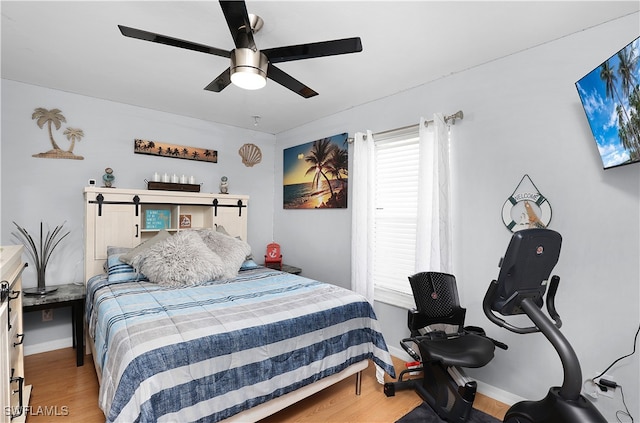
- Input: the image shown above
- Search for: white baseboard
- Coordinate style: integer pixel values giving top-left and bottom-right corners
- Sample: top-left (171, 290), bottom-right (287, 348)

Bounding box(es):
top-left (24, 337), bottom-right (73, 356)
top-left (389, 345), bottom-right (413, 362)
top-left (389, 347), bottom-right (523, 407)
top-left (475, 380), bottom-right (524, 406)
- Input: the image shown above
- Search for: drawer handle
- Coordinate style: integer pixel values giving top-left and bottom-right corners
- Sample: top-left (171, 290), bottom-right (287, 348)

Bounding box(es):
top-left (13, 333), bottom-right (24, 347)
top-left (10, 375), bottom-right (24, 419)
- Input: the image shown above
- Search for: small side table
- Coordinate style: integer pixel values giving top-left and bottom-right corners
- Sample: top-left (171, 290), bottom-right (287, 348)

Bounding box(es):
top-left (281, 264), bottom-right (302, 275)
top-left (22, 283), bottom-right (85, 366)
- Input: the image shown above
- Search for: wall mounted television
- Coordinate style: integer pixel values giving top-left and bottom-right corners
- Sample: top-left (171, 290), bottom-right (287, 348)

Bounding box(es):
top-left (575, 36), bottom-right (640, 169)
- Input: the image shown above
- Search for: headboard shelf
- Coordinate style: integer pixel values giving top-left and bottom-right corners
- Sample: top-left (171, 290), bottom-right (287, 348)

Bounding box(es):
top-left (83, 187), bottom-right (249, 283)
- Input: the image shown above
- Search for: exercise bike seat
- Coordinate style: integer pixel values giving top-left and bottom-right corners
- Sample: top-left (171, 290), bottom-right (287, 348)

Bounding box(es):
top-left (419, 333), bottom-right (495, 368)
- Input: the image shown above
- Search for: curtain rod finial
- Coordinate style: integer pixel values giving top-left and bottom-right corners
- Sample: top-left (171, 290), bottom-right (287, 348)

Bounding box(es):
top-left (450, 110), bottom-right (463, 124)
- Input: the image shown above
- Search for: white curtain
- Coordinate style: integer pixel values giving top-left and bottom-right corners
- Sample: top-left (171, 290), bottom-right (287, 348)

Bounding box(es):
top-left (351, 130), bottom-right (387, 384)
top-left (415, 114), bottom-right (453, 273)
top-left (350, 113), bottom-right (453, 304)
top-left (350, 130), bottom-right (375, 304)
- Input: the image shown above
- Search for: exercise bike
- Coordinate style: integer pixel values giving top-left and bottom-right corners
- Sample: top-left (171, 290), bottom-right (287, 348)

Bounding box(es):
top-left (483, 228), bottom-right (607, 423)
top-left (383, 271), bottom-right (507, 422)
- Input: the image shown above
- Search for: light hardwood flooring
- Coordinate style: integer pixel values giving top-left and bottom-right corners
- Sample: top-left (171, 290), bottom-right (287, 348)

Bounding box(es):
top-left (24, 348), bottom-right (508, 422)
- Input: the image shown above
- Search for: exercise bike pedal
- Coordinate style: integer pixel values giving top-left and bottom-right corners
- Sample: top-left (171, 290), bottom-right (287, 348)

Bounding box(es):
top-left (383, 382), bottom-right (395, 397)
top-left (383, 368), bottom-right (422, 397)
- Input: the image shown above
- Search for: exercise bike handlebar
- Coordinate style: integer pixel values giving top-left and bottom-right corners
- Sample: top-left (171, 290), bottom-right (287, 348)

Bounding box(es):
top-left (483, 280), bottom-right (540, 334)
top-left (483, 276), bottom-right (563, 334)
top-left (484, 274), bottom-right (583, 399)
top-left (546, 275), bottom-right (562, 328)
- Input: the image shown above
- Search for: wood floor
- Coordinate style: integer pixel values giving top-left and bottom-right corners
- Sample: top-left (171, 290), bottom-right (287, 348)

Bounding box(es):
top-left (24, 348), bottom-right (509, 422)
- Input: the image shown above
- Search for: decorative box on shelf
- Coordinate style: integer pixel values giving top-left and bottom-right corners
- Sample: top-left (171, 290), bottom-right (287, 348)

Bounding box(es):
top-left (147, 181), bottom-right (200, 192)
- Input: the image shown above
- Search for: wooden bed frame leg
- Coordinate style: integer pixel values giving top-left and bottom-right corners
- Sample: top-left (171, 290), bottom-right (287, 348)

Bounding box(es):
top-left (355, 370), bottom-right (362, 395)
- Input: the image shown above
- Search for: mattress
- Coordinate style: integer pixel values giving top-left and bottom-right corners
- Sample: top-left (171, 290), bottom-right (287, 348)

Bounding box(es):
top-left (86, 267), bottom-right (396, 422)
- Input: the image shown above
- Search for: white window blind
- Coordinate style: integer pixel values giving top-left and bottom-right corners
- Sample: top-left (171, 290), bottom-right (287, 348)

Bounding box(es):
top-left (373, 128), bottom-right (420, 303)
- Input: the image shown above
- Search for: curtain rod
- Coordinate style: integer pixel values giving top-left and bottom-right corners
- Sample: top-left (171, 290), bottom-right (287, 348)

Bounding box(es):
top-left (348, 110), bottom-right (464, 142)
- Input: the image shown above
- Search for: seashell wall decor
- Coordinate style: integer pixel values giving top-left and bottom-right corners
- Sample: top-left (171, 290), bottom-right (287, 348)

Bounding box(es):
top-left (238, 143), bottom-right (262, 167)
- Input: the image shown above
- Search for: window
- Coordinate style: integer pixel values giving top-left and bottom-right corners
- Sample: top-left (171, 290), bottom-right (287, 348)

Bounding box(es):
top-left (372, 127), bottom-right (421, 308)
top-left (351, 115), bottom-right (452, 309)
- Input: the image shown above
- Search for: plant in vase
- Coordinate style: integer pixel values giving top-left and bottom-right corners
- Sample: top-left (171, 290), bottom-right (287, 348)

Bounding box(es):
top-left (11, 221), bottom-right (70, 295)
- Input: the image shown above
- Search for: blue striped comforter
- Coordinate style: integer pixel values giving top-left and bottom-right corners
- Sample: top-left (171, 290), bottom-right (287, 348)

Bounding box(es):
top-left (86, 267), bottom-right (396, 422)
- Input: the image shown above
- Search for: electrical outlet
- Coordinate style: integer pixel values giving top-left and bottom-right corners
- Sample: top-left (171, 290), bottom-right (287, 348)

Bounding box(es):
top-left (599, 374), bottom-right (616, 399)
top-left (42, 309), bottom-right (53, 322)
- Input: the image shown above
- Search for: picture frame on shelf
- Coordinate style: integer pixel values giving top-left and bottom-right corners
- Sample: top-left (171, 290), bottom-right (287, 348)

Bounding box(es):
top-left (179, 214), bottom-right (192, 229)
top-left (145, 209), bottom-right (171, 229)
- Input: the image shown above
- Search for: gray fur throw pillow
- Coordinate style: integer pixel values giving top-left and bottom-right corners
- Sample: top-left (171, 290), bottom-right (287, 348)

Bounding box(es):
top-left (133, 230), bottom-right (224, 286)
top-left (196, 229), bottom-right (252, 279)
top-left (120, 229), bottom-right (171, 265)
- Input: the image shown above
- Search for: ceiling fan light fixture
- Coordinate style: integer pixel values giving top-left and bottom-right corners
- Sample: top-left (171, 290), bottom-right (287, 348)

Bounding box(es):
top-left (230, 48), bottom-right (268, 90)
top-left (119, 1), bottom-right (363, 98)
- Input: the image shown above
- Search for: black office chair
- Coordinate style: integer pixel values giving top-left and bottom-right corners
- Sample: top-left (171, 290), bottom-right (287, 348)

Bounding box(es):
top-left (384, 272), bottom-right (506, 422)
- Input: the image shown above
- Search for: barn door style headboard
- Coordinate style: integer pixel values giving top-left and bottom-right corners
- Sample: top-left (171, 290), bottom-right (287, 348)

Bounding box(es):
top-left (83, 187), bottom-right (249, 282)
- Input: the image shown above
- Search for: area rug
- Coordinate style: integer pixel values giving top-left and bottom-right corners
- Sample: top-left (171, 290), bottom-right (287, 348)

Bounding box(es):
top-left (396, 403), bottom-right (501, 423)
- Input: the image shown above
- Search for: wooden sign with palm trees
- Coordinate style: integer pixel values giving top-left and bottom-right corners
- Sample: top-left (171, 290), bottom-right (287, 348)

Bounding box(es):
top-left (283, 133), bottom-right (348, 209)
top-left (134, 139), bottom-right (218, 163)
top-left (31, 108), bottom-right (85, 159)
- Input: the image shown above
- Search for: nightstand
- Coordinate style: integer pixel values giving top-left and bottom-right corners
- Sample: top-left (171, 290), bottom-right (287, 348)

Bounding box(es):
top-left (22, 283), bottom-right (85, 366)
top-left (281, 264), bottom-right (302, 275)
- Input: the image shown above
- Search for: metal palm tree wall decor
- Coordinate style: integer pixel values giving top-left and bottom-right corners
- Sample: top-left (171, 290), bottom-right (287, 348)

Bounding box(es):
top-left (31, 107), bottom-right (85, 159)
top-left (11, 221), bottom-right (70, 295)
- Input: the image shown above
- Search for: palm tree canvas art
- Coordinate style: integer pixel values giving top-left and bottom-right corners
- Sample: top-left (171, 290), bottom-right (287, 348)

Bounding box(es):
top-left (576, 36), bottom-right (640, 169)
top-left (31, 108), bottom-right (85, 159)
top-left (283, 133), bottom-right (348, 209)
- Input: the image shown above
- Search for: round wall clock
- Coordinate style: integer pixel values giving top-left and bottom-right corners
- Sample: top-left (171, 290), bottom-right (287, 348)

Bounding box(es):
top-left (502, 174), bottom-right (552, 232)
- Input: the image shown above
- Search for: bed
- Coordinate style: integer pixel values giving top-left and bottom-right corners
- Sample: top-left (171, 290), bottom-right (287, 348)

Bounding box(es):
top-left (83, 189), bottom-right (395, 423)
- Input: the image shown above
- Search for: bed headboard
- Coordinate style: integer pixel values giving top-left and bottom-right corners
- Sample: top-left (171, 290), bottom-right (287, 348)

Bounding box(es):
top-left (83, 187), bottom-right (249, 283)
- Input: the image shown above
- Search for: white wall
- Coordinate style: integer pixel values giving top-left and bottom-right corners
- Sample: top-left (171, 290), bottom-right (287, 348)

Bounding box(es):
top-left (274, 13), bottom-right (640, 421)
top-left (1, 80), bottom-right (276, 353)
top-left (1, 10), bottom-right (638, 422)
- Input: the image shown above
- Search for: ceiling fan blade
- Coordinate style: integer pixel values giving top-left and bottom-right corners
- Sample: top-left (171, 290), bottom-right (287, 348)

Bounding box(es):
top-left (267, 64), bottom-right (318, 98)
top-left (118, 25), bottom-right (230, 58)
top-left (204, 68), bottom-right (232, 92)
top-left (263, 37), bottom-right (362, 63)
top-left (219, 0), bottom-right (256, 50)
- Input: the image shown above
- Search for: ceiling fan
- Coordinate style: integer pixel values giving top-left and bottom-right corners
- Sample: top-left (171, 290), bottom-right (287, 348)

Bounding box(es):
top-left (118, 0), bottom-right (363, 98)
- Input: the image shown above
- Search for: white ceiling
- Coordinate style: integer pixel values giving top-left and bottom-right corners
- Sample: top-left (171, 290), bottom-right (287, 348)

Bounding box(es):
top-left (2, 1), bottom-right (639, 134)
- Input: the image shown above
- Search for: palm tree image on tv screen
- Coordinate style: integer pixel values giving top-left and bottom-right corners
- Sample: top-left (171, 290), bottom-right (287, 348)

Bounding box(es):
top-left (576, 36), bottom-right (640, 169)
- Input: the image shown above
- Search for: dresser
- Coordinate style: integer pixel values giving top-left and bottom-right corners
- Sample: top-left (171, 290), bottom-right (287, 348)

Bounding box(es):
top-left (0, 245), bottom-right (31, 422)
